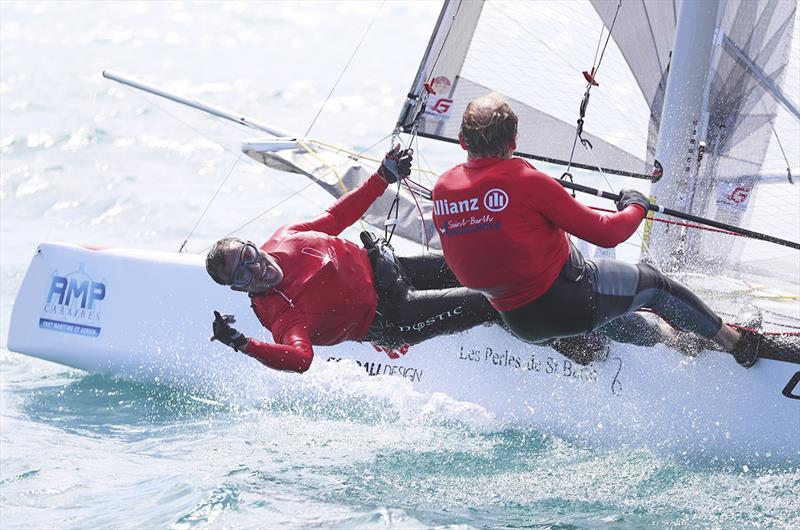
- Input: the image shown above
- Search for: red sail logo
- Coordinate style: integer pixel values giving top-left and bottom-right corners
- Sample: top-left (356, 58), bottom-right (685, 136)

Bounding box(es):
top-left (724, 186), bottom-right (752, 204)
top-left (431, 98), bottom-right (453, 114)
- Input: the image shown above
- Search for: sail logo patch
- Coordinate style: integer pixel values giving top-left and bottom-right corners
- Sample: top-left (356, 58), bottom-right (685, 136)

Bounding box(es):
top-left (724, 185), bottom-right (751, 204)
top-left (40, 264), bottom-right (106, 338)
top-left (431, 98), bottom-right (453, 114)
top-left (716, 180), bottom-right (754, 213)
top-left (422, 76), bottom-right (454, 122)
top-left (423, 97), bottom-right (454, 122)
top-left (483, 188), bottom-right (509, 212)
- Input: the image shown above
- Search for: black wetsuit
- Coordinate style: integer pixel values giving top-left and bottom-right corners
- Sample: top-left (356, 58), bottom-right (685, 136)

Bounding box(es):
top-left (501, 243), bottom-right (722, 344)
top-left (361, 234), bottom-right (670, 364)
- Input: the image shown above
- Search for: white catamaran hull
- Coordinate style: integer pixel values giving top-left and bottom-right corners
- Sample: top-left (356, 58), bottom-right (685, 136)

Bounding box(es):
top-left (8, 242), bottom-right (800, 461)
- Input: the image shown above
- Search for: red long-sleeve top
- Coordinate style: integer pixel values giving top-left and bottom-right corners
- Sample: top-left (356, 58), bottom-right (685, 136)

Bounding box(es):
top-left (432, 157), bottom-right (646, 311)
top-left (241, 173), bottom-right (388, 372)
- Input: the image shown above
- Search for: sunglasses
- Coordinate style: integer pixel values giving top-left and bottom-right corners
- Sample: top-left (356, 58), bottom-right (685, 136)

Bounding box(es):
top-left (232, 242), bottom-right (259, 288)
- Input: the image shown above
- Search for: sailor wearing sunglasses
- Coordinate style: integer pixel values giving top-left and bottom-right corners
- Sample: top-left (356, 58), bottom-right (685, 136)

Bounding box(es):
top-left (204, 146), bottom-right (500, 373)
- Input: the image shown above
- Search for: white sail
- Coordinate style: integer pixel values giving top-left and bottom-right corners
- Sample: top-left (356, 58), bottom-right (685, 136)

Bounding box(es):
top-left (397, 0), bottom-right (655, 178)
top-left (245, 0), bottom-right (799, 325)
top-left (647, 1), bottom-right (799, 290)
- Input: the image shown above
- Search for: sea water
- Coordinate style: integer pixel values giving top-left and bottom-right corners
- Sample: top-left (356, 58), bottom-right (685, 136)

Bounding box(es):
top-left (1, 2), bottom-right (798, 529)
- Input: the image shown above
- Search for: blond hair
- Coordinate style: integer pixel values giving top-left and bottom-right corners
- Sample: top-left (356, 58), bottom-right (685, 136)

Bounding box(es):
top-left (459, 93), bottom-right (518, 158)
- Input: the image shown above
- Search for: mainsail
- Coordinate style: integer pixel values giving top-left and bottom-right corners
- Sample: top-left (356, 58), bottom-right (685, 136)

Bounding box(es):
top-left (647, 0), bottom-right (799, 286)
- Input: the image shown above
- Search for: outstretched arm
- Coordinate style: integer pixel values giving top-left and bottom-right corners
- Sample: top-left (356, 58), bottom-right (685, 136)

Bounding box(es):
top-left (535, 174), bottom-right (646, 248)
top-left (285, 146), bottom-right (413, 236)
top-left (242, 324), bottom-right (314, 373)
top-left (210, 311), bottom-right (314, 373)
top-left (286, 172), bottom-right (388, 236)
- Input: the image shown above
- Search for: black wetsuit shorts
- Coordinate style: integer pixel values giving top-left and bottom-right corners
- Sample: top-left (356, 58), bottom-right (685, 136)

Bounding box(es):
top-left (500, 244), bottom-right (723, 344)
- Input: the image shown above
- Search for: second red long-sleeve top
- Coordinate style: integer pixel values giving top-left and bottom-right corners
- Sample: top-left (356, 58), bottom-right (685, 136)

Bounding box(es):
top-left (432, 157), bottom-right (646, 311)
top-left (241, 173), bottom-right (388, 372)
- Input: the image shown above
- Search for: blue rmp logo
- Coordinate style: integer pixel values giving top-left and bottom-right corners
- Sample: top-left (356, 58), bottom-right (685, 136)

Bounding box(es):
top-left (39, 268), bottom-right (107, 338)
top-left (47, 276), bottom-right (105, 309)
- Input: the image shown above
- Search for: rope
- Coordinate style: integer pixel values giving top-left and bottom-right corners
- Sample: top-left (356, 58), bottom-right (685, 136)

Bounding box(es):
top-left (307, 138), bottom-right (439, 179)
top-left (769, 120), bottom-right (794, 184)
top-left (197, 132), bottom-right (395, 253)
top-left (178, 152), bottom-right (243, 253)
top-left (382, 110), bottom-right (429, 245)
top-left (295, 139), bottom-right (346, 194)
top-left (562, 0), bottom-right (623, 179)
top-left (304, 0), bottom-right (386, 137)
top-left (590, 205), bottom-right (739, 237)
top-left (728, 324), bottom-right (800, 337)
top-left (295, 138), bottom-right (368, 232)
top-left (635, 307), bottom-right (800, 336)
top-left (590, 204), bottom-right (800, 257)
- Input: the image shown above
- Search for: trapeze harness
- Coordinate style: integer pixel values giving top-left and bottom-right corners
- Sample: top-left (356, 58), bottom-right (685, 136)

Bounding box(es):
top-left (360, 231), bottom-right (499, 349)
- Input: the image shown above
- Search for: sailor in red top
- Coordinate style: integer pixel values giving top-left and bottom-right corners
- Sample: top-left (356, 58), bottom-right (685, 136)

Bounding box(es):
top-left (432, 93), bottom-right (765, 367)
top-left (204, 147), bottom-right (499, 373)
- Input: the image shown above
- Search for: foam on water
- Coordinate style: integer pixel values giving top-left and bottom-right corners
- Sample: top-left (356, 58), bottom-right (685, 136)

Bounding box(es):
top-left (4, 362), bottom-right (799, 528)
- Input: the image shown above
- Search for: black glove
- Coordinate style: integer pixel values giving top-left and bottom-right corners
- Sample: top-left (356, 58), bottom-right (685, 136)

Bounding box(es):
top-left (210, 310), bottom-right (248, 352)
top-left (377, 144), bottom-right (413, 184)
top-left (616, 189), bottom-right (650, 213)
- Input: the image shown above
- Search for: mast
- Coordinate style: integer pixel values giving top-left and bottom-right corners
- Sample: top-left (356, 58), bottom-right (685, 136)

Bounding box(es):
top-left (645, 0), bottom-right (722, 271)
top-left (394, 0), bottom-right (484, 132)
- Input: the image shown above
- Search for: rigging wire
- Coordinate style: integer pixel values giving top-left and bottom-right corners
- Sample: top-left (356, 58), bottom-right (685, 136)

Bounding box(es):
top-left (117, 84), bottom-right (337, 251)
top-left (380, 0), bottom-right (473, 246)
top-left (586, 0), bottom-right (622, 83)
top-left (307, 138), bottom-right (438, 180)
top-left (562, 0), bottom-right (623, 183)
top-left (590, 0), bottom-right (614, 68)
top-left (412, 142), bottom-right (438, 189)
top-left (197, 132), bottom-right (395, 253)
top-left (386, 0), bottom-right (468, 228)
top-left (382, 100), bottom-right (429, 245)
top-left (178, 153), bottom-right (243, 253)
top-left (769, 118), bottom-right (794, 184)
top-left (123, 84), bottom-right (242, 159)
top-left (581, 143), bottom-right (649, 252)
top-left (304, 0), bottom-right (386, 138)
top-left (123, 78), bottom-right (403, 253)
top-left (397, 0), bottom-right (465, 134)
top-left (409, 132), bottom-right (430, 249)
